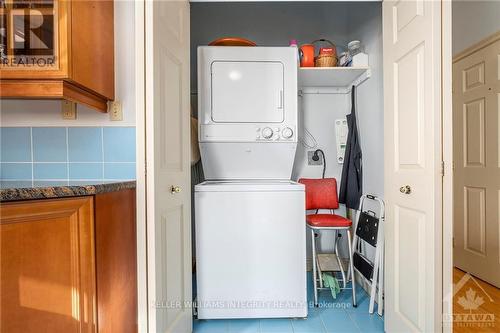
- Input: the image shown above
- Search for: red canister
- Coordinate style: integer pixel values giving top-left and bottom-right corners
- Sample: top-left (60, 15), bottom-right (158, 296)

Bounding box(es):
top-left (299, 44), bottom-right (315, 67)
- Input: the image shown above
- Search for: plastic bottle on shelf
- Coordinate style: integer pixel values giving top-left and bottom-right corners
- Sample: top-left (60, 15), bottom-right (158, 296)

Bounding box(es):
top-left (347, 40), bottom-right (368, 67)
top-left (289, 39), bottom-right (300, 66)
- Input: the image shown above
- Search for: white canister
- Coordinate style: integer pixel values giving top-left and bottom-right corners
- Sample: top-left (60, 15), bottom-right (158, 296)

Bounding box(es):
top-left (352, 52), bottom-right (369, 67)
top-left (347, 40), bottom-right (368, 67)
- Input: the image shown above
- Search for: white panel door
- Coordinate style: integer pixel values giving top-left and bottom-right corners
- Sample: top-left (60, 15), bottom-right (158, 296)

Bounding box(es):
top-left (145, 0), bottom-right (192, 332)
top-left (383, 1), bottom-right (443, 332)
top-left (453, 38), bottom-right (500, 288)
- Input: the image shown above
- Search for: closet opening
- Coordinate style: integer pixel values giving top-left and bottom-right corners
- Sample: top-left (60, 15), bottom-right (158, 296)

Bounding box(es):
top-left (189, 2), bottom-right (384, 332)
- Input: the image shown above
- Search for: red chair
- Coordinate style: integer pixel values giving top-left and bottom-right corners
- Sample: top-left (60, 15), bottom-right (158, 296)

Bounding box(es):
top-left (298, 178), bottom-right (357, 307)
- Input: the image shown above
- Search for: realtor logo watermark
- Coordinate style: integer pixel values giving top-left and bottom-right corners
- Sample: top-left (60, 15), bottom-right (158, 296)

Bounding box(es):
top-left (444, 272), bottom-right (495, 329)
top-left (151, 299), bottom-right (352, 310)
top-left (0, 0), bottom-right (56, 68)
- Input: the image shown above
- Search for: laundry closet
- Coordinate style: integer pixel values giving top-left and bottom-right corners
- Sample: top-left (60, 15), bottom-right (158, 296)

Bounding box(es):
top-left (190, 1), bottom-right (384, 275)
top-left (139, 0), bottom-right (448, 331)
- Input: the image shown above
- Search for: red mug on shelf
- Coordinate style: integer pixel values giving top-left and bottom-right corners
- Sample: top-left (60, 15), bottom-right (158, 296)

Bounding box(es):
top-left (299, 44), bottom-right (315, 67)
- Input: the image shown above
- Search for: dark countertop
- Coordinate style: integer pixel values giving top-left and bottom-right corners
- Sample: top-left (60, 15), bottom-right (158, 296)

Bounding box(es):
top-left (0, 181), bottom-right (136, 202)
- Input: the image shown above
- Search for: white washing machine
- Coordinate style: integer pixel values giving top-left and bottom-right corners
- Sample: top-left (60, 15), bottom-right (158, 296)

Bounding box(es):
top-left (195, 47), bottom-right (307, 318)
top-left (195, 180), bottom-right (306, 319)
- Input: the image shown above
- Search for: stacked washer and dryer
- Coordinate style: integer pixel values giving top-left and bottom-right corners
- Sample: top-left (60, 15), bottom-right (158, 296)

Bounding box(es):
top-left (195, 47), bottom-right (308, 319)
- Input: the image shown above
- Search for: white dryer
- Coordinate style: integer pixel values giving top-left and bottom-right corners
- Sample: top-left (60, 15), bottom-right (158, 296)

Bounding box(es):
top-left (198, 46), bottom-right (298, 180)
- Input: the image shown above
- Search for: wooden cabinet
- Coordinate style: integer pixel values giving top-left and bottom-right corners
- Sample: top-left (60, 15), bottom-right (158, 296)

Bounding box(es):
top-left (0, 0), bottom-right (114, 112)
top-left (0, 189), bottom-right (137, 333)
top-left (94, 189), bottom-right (137, 333)
top-left (0, 197), bottom-right (97, 333)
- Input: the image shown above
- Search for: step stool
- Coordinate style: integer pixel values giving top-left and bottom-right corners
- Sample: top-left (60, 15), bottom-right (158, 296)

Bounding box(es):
top-left (351, 194), bottom-right (385, 316)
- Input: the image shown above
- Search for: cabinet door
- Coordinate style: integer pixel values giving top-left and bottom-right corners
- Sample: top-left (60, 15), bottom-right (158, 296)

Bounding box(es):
top-left (95, 189), bottom-right (137, 333)
top-left (0, 197), bottom-right (96, 333)
top-left (0, 0), bottom-right (69, 78)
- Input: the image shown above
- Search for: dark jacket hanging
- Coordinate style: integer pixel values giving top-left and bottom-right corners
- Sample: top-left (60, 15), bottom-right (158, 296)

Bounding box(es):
top-left (339, 85), bottom-right (363, 209)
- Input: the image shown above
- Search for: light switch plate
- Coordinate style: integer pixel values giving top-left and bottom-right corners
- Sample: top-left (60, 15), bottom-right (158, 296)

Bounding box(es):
top-left (109, 101), bottom-right (123, 121)
top-left (308, 150), bottom-right (323, 165)
top-left (61, 100), bottom-right (77, 120)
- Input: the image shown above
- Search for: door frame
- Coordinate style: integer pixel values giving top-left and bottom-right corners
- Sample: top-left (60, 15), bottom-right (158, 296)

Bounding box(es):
top-left (132, 1), bottom-right (455, 332)
top-left (442, 0), bottom-right (453, 332)
top-left (135, 0), bottom-right (148, 332)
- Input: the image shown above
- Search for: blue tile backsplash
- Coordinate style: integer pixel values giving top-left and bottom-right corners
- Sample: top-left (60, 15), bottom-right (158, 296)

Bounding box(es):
top-left (0, 163), bottom-right (32, 180)
top-left (69, 163), bottom-right (103, 180)
top-left (0, 127), bottom-right (31, 162)
top-left (103, 127), bottom-right (136, 162)
top-left (68, 127), bottom-right (103, 162)
top-left (33, 127), bottom-right (67, 162)
top-left (0, 127), bottom-right (135, 183)
top-left (33, 163), bottom-right (68, 180)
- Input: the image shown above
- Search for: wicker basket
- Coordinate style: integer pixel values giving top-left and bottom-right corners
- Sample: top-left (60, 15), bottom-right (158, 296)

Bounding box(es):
top-left (315, 54), bottom-right (337, 67)
top-left (312, 39), bottom-right (338, 67)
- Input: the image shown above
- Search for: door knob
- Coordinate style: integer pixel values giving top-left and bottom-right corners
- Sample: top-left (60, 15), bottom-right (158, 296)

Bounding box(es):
top-left (399, 185), bottom-right (411, 194)
top-left (171, 185), bottom-right (182, 194)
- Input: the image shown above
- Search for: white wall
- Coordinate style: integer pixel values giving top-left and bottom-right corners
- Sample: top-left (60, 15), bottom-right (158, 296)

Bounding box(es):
top-left (348, 2), bottom-right (384, 200)
top-left (345, 2), bottom-right (383, 261)
top-left (191, 1), bottom-right (384, 259)
top-left (0, 0), bottom-right (136, 127)
top-left (452, 0), bottom-right (500, 55)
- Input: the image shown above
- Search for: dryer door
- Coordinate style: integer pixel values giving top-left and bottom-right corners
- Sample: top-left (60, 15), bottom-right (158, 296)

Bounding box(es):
top-left (211, 61), bottom-right (284, 123)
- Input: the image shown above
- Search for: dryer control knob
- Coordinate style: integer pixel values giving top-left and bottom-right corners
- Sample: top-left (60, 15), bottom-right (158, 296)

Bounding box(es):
top-left (262, 127), bottom-right (273, 139)
top-left (282, 127), bottom-right (293, 139)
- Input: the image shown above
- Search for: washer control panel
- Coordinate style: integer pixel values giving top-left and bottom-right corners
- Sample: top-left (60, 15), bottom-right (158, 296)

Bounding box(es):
top-left (255, 126), bottom-right (294, 141)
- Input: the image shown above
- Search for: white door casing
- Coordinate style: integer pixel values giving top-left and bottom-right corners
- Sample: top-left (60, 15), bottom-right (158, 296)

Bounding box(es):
top-left (453, 36), bottom-right (500, 288)
top-left (383, 0), bottom-right (443, 332)
top-left (145, 0), bottom-right (192, 332)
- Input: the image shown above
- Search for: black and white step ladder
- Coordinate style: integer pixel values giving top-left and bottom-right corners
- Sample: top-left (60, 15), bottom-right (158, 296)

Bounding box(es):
top-left (351, 194), bottom-right (385, 316)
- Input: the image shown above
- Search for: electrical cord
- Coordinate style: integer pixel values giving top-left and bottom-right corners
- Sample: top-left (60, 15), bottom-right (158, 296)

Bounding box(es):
top-left (312, 149), bottom-right (326, 179)
top-left (311, 151), bottom-right (345, 241)
top-left (312, 149), bottom-right (326, 214)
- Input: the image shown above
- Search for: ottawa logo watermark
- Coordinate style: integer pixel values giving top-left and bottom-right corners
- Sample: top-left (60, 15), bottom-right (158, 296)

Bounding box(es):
top-left (443, 272), bottom-right (496, 329)
top-left (0, 1), bottom-right (56, 68)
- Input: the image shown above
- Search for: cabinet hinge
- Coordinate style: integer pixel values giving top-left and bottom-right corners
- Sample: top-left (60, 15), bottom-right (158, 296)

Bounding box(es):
top-left (441, 161), bottom-right (445, 177)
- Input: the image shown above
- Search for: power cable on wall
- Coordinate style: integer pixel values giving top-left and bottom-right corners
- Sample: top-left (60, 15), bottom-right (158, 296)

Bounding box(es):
top-left (312, 149), bottom-right (326, 179)
top-left (312, 149), bottom-right (326, 214)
